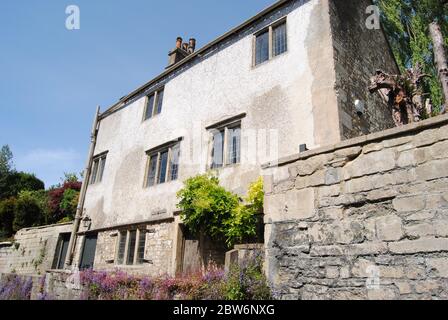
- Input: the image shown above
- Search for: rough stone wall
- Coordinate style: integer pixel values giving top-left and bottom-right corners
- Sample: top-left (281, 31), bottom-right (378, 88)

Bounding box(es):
top-left (329, 0), bottom-right (398, 139)
top-left (0, 223), bottom-right (73, 276)
top-left (91, 221), bottom-right (175, 277)
top-left (264, 115), bottom-right (448, 300)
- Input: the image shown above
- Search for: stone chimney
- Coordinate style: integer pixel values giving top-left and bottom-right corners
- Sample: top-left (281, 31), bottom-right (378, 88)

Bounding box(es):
top-left (167, 37), bottom-right (197, 69)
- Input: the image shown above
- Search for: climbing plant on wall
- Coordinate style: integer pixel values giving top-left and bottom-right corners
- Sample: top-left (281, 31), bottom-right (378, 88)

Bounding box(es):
top-left (177, 174), bottom-right (264, 247)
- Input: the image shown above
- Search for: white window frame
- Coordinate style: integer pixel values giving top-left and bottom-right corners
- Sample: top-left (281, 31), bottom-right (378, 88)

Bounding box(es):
top-left (208, 121), bottom-right (242, 170)
top-left (253, 17), bottom-right (288, 67)
top-left (144, 140), bottom-right (181, 188)
top-left (143, 87), bottom-right (165, 121)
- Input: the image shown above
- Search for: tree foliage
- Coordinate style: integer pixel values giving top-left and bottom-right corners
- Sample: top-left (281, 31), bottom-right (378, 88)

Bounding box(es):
top-left (375, 0), bottom-right (448, 111)
top-left (0, 198), bottom-right (16, 238)
top-left (13, 191), bottom-right (43, 232)
top-left (177, 175), bottom-right (264, 247)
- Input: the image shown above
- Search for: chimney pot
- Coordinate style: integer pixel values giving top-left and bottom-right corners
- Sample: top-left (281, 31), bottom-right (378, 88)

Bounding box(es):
top-left (176, 37), bottom-right (183, 49)
top-left (188, 38), bottom-right (196, 54)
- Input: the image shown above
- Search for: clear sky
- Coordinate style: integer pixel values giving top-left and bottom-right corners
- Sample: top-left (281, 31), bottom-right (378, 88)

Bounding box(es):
top-left (0, 0), bottom-right (275, 188)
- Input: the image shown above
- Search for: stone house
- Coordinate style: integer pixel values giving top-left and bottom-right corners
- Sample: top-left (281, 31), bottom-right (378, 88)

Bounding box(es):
top-left (0, 0), bottom-right (398, 278)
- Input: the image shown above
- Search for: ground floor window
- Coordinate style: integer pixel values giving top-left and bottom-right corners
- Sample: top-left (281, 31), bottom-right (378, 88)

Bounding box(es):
top-left (52, 233), bottom-right (71, 270)
top-left (79, 233), bottom-right (98, 270)
top-left (116, 229), bottom-right (146, 265)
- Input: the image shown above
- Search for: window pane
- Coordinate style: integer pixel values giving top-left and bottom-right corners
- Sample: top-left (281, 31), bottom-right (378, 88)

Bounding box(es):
top-left (169, 144), bottom-right (180, 181)
top-left (117, 231), bottom-right (127, 265)
top-left (158, 151), bottom-right (169, 184)
top-left (227, 126), bottom-right (241, 165)
top-left (155, 89), bottom-right (164, 115)
top-left (136, 230), bottom-right (146, 264)
top-left (255, 30), bottom-right (269, 65)
top-left (126, 230), bottom-right (137, 265)
top-left (145, 94), bottom-right (155, 120)
top-left (211, 130), bottom-right (225, 169)
top-left (90, 159), bottom-right (99, 184)
top-left (147, 155), bottom-right (158, 187)
top-left (97, 156), bottom-right (107, 183)
top-left (273, 23), bottom-right (287, 56)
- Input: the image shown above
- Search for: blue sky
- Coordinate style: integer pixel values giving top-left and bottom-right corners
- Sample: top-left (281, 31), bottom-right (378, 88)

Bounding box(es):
top-left (0, 0), bottom-right (274, 188)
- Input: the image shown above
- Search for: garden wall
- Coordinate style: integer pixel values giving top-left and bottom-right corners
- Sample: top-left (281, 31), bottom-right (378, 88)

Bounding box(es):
top-left (0, 223), bottom-right (73, 276)
top-left (263, 114), bottom-right (448, 300)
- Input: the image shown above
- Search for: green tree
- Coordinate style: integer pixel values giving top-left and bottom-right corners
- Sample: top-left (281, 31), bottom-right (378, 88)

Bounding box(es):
top-left (59, 188), bottom-right (79, 221)
top-left (13, 191), bottom-right (44, 231)
top-left (0, 198), bottom-right (16, 239)
top-left (0, 145), bottom-right (13, 175)
top-left (375, 0), bottom-right (448, 112)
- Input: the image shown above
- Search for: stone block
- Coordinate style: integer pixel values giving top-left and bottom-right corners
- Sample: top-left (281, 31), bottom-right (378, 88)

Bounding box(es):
top-left (405, 223), bottom-right (434, 239)
top-left (265, 189), bottom-right (315, 222)
top-left (393, 196), bottom-right (426, 212)
top-left (397, 150), bottom-right (416, 168)
top-left (344, 150), bottom-right (396, 180)
top-left (375, 215), bottom-right (404, 241)
top-left (389, 238), bottom-right (448, 254)
top-left (414, 280), bottom-right (441, 294)
top-left (367, 287), bottom-right (399, 300)
top-left (426, 258), bottom-right (448, 278)
top-left (415, 159), bottom-right (448, 181)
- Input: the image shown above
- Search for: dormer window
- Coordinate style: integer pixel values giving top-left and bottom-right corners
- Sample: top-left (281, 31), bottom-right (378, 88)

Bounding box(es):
top-left (143, 88), bottom-right (164, 121)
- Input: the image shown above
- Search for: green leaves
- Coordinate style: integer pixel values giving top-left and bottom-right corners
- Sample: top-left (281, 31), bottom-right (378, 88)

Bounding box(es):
top-left (375, 0), bottom-right (448, 112)
top-left (177, 175), bottom-right (264, 247)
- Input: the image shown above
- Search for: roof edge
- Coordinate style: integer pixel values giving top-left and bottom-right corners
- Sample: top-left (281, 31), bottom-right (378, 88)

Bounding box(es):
top-left (99, 0), bottom-right (291, 119)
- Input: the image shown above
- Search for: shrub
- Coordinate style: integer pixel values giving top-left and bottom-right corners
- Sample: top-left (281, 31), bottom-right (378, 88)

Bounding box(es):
top-left (0, 198), bottom-right (16, 238)
top-left (0, 274), bottom-right (33, 300)
top-left (13, 191), bottom-right (43, 231)
top-left (177, 174), bottom-right (239, 242)
top-left (224, 252), bottom-right (272, 300)
top-left (177, 175), bottom-right (264, 247)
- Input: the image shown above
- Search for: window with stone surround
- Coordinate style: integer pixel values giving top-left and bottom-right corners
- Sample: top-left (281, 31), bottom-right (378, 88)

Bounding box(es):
top-left (143, 87), bottom-right (164, 121)
top-left (116, 229), bottom-right (147, 265)
top-left (207, 115), bottom-right (244, 169)
top-left (90, 152), bottom-right (108, 185)
top-left (145, 139), bottom-right (182, 187)
top-left (254, 18), bottom-right (287, 66)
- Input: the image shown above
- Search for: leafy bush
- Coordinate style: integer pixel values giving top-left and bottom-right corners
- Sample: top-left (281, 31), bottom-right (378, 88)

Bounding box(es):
top-left (0, 198), bottom-right (16, 238)
top-left (13, 191), bottom-right (43, 231)
top-left (225, 177), bottom-right (264, 246)
top-left (48, 181), bottom-right (81, 224)
top-left (177, 174), bottom-right (239, 242)
top-left (59, 188), bottom-right (79, 221)
top-left (177, 175), bottom-right (264, 247)
top-left (0, 274), bottom-right (33, 300)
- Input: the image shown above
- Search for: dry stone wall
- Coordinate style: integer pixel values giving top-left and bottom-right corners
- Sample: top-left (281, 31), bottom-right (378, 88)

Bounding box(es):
top-left (263, 115), bottom-right (448, 300)
top-left (0, 223), bottom-right (73, 276)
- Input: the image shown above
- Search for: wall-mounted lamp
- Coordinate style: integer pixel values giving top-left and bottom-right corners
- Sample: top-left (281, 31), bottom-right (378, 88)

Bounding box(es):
top-left (82, 215), bottom-right (92, 230)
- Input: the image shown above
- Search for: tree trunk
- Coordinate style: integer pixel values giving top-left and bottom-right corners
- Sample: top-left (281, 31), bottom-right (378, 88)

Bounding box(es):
top-left (430, 22), bottom-right (448, 111)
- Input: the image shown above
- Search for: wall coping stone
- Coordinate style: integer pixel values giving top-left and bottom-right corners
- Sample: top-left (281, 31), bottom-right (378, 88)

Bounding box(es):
top-left (18, 222), bottom-right (74, 232)
top-left (262, 114), bottom-right (448, 169)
